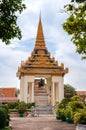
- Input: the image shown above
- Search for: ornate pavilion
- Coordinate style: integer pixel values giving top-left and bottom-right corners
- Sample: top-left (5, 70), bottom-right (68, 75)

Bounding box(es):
top-left (17, 16), bottom-right (68, 106)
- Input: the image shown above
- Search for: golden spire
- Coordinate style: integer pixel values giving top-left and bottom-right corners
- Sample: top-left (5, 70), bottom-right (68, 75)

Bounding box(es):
top-left (34, 15), bottom-right (46, 49)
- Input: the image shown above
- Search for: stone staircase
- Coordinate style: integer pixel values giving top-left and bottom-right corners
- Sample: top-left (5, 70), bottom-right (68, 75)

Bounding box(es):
top-left (34, 85), bottom-right (48, 106)
top-left (35, 105), bottom-right (54, 114)
top-left (34, 83), bottom-right (53, 114)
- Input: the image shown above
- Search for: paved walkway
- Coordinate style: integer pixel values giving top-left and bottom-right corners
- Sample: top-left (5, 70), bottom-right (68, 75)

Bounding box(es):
top-left (10, 115), bottom-right (76, 130)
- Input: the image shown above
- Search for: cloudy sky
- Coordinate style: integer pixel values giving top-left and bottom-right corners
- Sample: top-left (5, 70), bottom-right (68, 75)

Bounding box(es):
top-left (0, 0), bottom-right (86, 90)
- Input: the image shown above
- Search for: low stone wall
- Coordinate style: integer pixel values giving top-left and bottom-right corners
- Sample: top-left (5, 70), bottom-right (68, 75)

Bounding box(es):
top-left (10, 112), bottom-right (30, 117)
top-left (10, 112), bottom-right (19, 117)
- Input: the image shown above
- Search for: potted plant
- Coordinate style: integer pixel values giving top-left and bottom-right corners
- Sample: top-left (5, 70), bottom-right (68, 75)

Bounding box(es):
top-left (18, 101), bottom-right (27, 117)
top-left (73, 108), bottom-right (86, 130)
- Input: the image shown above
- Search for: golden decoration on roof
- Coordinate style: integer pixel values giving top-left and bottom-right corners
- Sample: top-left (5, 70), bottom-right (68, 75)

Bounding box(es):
top-left (17, 16), bottom-right (68, 79)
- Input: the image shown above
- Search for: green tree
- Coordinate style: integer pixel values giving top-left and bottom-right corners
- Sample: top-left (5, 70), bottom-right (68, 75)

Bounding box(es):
top-left (0, 0), bottom-right (26, 45)
top-left (64, 84), bottom-right (76, 98)
top-left (63, 0), bottom-right (86, 59)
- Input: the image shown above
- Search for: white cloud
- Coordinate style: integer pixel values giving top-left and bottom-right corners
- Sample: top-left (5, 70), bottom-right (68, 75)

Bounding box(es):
top-left (54, 39), bottom-right (86, 90)
top-left (0, 40), bottom-right (30, 87)
top-left (0, 0), bottom-right (86, 90)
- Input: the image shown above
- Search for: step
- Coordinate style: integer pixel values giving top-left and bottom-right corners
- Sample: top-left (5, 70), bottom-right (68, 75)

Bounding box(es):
top-left (35, 102), bottom-right (48, 106)
top-left (35, 105), bottom-right (54, 114)
top-left (34, 88), bottom-right (47, 91)
top-left (35, 100), bottom-right (48, 105)
top-left (35, 102), bottom-right (48, 105)
top-left (34, 93), bottom-right (48, 96)
top-left (35, 96), bottom-right (48, 99)
top-left (34, 90), bottom-right (47, 93)
top-left (34, 86), bottom-right (45, 89)
top-left (35, 99), bottom-right (48, 102)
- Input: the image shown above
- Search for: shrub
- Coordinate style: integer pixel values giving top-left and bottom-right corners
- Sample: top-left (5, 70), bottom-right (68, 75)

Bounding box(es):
top-left (73, 108), bottom-right (86, 124)
top-left (65, 108), bottom-right (73, 118)
top-left (55, 99), bottom-right (70, 121)
top-left (0, 105), bottom-right (10, 127)
top-left (9, 109), bottom-right (18, 112)
top-left (1, 104), bottom-right (9, 115)
top-left (67, 101), bottom-right (84, 112)
top-left (58, 98), bottom-right (70, 109)
top-left (7, 101), bottom-right (19, 109)
top-left (66, 95), bottom-right (85, 121)
top-left (55, 95), bottom-right (85, 123)
top-left (0, 108), bottom-right (7, 128)
top-left (26, 102), bottom-right (35, 109)
top-left (31, 102), bottom-right (35, 107)
top-left (0, 126), bottom-right (11, 130)
top-left (58, 109), bottom-right (66, 121)
top-left (71, 95), bottom-right (82, 102)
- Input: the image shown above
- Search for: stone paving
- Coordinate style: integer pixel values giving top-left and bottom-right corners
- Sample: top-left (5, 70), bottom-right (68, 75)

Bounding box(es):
top-left (10, 115), bottom-right (76, 130)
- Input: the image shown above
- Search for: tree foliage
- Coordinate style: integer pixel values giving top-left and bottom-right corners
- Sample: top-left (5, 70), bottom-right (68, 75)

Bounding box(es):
top-left (0, 0), bottom-right (26, 44)
top-left (63, 0), bottom-right (86, 59)
top-left (64, 84), bottom-right (76, 98)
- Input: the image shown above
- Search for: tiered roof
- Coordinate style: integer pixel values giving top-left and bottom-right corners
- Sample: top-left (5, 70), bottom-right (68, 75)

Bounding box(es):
top-left (17, 17), bottom-right (68, 79)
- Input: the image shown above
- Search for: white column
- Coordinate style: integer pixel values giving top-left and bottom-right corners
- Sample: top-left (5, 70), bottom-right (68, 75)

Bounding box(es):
top-left (58, 78), bottom-right (64, 102)
top-left (20, 76), bottom-right (35, 103)
top-left (24, 79), bottom-right (28, 103)
top-left (52, 76), bottom-right (64, 103)
top-left (26, 76), bottom-right (35, 103)
top-left (20, 77), bottom-right (24, 101)
top-left (52, 82), bottom-right (55, 106)
top-left (31, 82), bottom-right (34, 102)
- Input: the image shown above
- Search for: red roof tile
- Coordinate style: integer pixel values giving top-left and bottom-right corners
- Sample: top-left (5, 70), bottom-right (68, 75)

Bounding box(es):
top-left (0, 88), bottom-right (16, 97)
top-left (0, 88), bottom-right (18, 103)
top-left (77, 91), bottom-right (86, 95)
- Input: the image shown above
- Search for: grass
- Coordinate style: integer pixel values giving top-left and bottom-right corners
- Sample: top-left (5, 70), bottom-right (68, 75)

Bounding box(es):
top-left (0, 126), bottom-right (11, 130)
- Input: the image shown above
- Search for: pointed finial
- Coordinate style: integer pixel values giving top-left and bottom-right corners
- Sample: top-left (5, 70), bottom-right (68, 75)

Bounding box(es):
top-left (34, 12), bottom-right (46, 49)
top-left (39, 11), bottom-right (41, 22)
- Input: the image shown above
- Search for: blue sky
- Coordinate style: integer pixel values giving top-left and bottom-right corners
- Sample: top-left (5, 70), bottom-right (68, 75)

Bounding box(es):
top-left (0, 0), bottom-right (86, 90)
